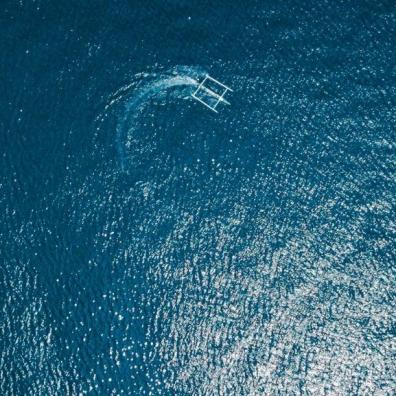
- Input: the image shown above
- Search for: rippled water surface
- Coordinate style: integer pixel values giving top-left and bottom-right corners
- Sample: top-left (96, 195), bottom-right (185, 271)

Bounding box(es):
top-left (1, 1), bottom-right (395, 395)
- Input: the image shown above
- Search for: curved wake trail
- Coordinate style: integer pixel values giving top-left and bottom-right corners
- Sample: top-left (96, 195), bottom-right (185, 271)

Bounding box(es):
top-left (114, 67), bottom-right (206, 173)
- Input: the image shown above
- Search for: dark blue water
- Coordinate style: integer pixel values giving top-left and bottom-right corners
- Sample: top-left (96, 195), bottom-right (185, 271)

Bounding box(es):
top-left (1, 1), bottom-right (395, 395)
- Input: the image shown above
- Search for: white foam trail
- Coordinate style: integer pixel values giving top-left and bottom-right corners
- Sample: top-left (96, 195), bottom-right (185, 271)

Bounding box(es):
top-left (115, 67), bottom-right (206, 172)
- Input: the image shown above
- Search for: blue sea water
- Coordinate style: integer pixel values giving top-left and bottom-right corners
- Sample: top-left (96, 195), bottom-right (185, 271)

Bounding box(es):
top-left (1, 1), bottom-right (395, 395)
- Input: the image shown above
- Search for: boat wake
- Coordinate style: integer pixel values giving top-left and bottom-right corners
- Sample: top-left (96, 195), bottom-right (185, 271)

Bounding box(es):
top-left (111, 66), bottom-right (207, 176)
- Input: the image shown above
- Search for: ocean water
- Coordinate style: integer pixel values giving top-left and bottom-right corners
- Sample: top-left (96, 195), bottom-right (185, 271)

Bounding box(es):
top-left (1, 1), bottom-right (395, 395)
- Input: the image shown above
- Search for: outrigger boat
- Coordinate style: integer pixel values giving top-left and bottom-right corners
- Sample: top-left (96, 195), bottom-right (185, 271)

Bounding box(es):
top-left (191, 75), bottom-right (233, 113)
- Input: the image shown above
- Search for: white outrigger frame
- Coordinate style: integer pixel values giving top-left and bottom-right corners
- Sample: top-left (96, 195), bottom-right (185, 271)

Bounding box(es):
top-left (191, 75), bottom-right (233, 113)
